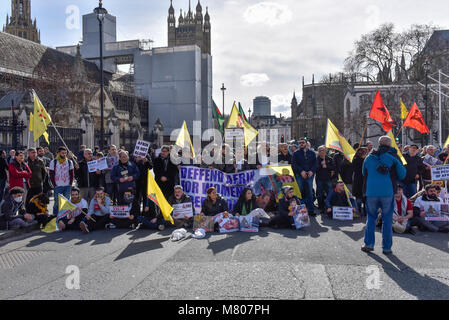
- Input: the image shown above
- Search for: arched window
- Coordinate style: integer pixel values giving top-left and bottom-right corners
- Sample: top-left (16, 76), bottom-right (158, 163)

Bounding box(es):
top-left (19, 1), bottom-right (24, 15)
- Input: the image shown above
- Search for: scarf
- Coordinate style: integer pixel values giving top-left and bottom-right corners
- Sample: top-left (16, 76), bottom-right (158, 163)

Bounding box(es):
top-left (241, 200), bottom-right (253, 216)
top-left (30, 195), bottom-right (47, 215)
top-left (393, 195), bottom-right (408, 217)
top-left (71, 197), bottom-right (81, 204)
top-left (56, 155), bottom-right (67, 164)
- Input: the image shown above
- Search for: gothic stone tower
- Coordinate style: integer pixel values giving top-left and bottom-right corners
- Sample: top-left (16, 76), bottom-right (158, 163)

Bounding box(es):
top-left (4, 0), bottom-right (40, 43)
top-left (168, 0), bottom-right (211, 54)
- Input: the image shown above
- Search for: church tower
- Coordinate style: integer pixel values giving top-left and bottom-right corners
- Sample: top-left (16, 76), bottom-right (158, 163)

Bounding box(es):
top-left (3, 0), bottom-right (40, 43)
top-left (167, 0), bottom-right (211, 55)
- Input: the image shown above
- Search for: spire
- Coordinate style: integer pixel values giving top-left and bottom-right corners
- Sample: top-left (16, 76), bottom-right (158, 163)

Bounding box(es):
top-left (196, 0), bottom-right (202, 12)
top-left (205, 6), bottom-right (210, 20)
top-left (169, 0), bottom-right (174, 14)
top-left (179, 9), bottom-right (184, 24)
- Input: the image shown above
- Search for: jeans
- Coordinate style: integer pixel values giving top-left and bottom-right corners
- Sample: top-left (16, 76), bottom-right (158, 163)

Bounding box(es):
top-left (364, 196), bottom-right (395, 251)
top-left (0, 178), bottom-right (6, 201)
top-left (316, 179), bottom-right (332, 210)
top-left (53, 186), bottom-right (72, 216)
top-left (402, 183), bottom-right (417, 198)
top-left (296, 175), bottom-right (315, 212)
top-left (137, 216), bottom-right (165, 229)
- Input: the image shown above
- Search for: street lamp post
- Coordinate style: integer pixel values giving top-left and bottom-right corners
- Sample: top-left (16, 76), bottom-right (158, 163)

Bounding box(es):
top-left (248, 108), bottom-right (252, 124)
top-left (95, 0), bottom-right (107, 151)
top-left (220, 83), bottom-right (226, 116)
top-left (423, 59), bottom-right (431, 146)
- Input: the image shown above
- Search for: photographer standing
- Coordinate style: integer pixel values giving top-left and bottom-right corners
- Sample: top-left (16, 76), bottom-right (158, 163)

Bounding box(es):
top-left (362, 136), bottom-right (406, 255)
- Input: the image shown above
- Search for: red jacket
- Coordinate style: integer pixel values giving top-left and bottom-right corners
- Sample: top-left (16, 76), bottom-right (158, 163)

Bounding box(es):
top-left (8, 161), bottom-right (32, 190)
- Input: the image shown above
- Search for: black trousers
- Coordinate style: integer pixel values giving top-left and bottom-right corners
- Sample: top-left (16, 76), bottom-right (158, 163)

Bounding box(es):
top-left (59, 215), bottom-right (84, 231)
top-left (85, 214), bottom-right (110, 231)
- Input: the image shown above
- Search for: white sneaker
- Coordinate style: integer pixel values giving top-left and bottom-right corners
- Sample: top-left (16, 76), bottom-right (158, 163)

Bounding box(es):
top-left (158, 224), bottom-right (165, 231)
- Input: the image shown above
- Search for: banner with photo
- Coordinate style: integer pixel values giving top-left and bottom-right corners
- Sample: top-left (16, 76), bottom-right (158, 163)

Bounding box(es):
top-left (179, 165), bottom-right (301, 214)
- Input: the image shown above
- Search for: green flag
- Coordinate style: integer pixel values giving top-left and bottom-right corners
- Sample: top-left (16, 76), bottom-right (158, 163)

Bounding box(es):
top-left (212, 99), bottom-right (225, 133)
top-left (238, 102), bottom-right (248, 122)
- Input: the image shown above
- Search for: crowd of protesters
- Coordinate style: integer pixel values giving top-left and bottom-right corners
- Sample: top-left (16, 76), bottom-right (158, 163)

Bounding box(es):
top-left (0, 137), bottom-right (448, 254)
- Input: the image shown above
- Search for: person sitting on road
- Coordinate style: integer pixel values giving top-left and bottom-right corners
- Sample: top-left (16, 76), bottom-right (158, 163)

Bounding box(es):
top-left (79, 187), bottom-right (111, 234)
top-left (270, 186), bottom-right (300, 229)
top-left (324, 181), bottom-right (357, 219)
top-left (232, 188), bottom-right (257, 217)
top-left (392, 185), bottom-right (415, 235)
top-left (58, 187), bottom-right (88, 231)
top-left (200, 187), bottom-right (229, 217)
top-left (410, 184), bottom-right (449, 233)
top-left (25, 193), bottom-right (53, 228)
top-left (0, 187), bottom-right (37, 230)
top-left (168, 185), bottom-right (194, 229)
top-left (107, 187), bottom-right (138, 229)
top-left (136, 198), bottom-right (165, 231)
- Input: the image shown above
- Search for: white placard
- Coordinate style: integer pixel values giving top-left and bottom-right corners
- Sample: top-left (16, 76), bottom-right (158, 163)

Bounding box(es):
top-left (431, 165), bottom-right (449, 181)
top-left (172, 202), bottom-right (194, 219)
top-left (225, 128), bottom-right (244, 141)
top-left (87, 158), bottom-right (109, 173)
top-left (133, 140), bottom-right (151, 158)
top-left (110, 206), bottom-right (130, 218)
top-left (87, 160), bottom-right (98, 173)
top-left (332, 206), bottom-right (354, 220)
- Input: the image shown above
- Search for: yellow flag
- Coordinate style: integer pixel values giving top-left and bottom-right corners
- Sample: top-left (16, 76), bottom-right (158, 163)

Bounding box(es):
top-left (400, 100), bottom-right (409, 120)
top-left (29, 113), bottom-right (33, 132)
top-left (58, 194), bottom-right (77, 212)
top-left (147, 169), bottom-right (174, 225)
top-left (387, 130), bottom-right (407, 165)
top-left (41, 218), bottom-right (57, 233)
top-left (33, 91), bottom-right (52, 142)
top-left (338, 174), bottom-right (353, 207)
top-left (444, 135), bottom-right (449, 149)
top-left (266, 165), bottom-right (302, 201)
top-left (175, 121), bottom-right (196, 158)
top-left (43, 132), bottom-right (49, 145)
top-left (325, 119), bottom-right (356, 162)
top-left (226, 103), bottom-right (258, 146)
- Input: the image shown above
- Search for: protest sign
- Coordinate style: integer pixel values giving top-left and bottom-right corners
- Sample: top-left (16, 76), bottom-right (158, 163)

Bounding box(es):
top-left (225, 128), bottom-right (244, 142)
top-left (431, 165), bottom-right (449, 181)
top-left (214, 213), bottom-right (240, 233)
top-left (107, 156), bottom-right (119, 170)
top-left (419, 202), bottom-right (449, 221)
top-left (133, 140), bottom-right (151, 158)
top-left (293, 204), bottom-right (310, 229)
top-left (424, 155), bottom-right (443, 167)
top-left (172, 202), bottom-right (194, 219)
top-left (332, 206), bottom-right (354, 220)
top-left (239, 215), bottom-right (259, 232)
top-left (179, 165), bottom-right (301, 215)
top-left (193, 215), bottom-right (215, 232)
top-left (110, 206), bottom-right (131, 218)
top-left (87, 157), bottom-right (109, 173)
top-left (87, 160), bottom-right (98, 173)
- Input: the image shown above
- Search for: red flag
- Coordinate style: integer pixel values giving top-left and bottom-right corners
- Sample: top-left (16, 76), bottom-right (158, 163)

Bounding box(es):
top-left (369, 90), bottom-right (396, 132)
top-left (403, 103), bottom-right (429, 134)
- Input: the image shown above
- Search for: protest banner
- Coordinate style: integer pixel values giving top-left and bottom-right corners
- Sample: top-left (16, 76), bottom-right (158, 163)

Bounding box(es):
top-left (332, 206), bottom-right (354, 220)
top-left (239, 215), bottom-right (259, 232)
top-left (133, 140), bottom-right (151, 158)
top-left (193, 215), bottom-right (215, 232)
top-left (110, 206), bottom-right (131, 218)
top-left (214, 213), bottom-right (240, 233)
top-left (431, 165), bottom-right (449, 181)
top-left (179, 165), bottom-right (301, 214)
top-left (172, 202), bottom-right (194, 219)
top-left (293, 204), bottom-right (310, 229)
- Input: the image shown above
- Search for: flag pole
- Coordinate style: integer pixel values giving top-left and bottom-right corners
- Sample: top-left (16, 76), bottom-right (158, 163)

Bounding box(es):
top-left (358, 118), bottom-right (368, 147)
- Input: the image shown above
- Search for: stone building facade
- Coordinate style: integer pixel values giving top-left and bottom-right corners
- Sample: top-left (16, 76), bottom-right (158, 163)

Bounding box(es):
top-left (3, 0), bottom-right (40, 43)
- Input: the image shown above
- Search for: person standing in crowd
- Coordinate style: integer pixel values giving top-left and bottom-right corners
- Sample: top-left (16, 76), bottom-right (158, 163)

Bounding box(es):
top-left (438, 145), bottom-right (449, 163)
top-left (58, 187), bottom-right (88, 232)
top-left (111, 150), bottom-right (140, 203)
top-left (75, 149), bottom-right (98, 203)
top-left (49, 147), bottom-right (75, 216)
top-left (26, 148), bottom-right (47, 204)
top-left (0, 187), bottom-right (36, 230)
top-left (8, 151), bottom-right (32, 202)
top-left (352, 147), bottom-right (368, 215)
top-left (402, 144), bottom-right (425, 198)
top-left (288, 141), bottom-right (299, 157)
top-left (366, 141), bottom-right (374, 154)
top-left (43, 147), bottom-right (54, 161)
top-left (135, 154), bottom-right (153, 210)
top-left (0, 150), bottom-right (8, 200)
top-left (153, 146), bottom-right (178, 200)
top-left (233, 188), bottom-right (257, 217)
top-left (7, 149), bottom-right (15, 164)
top-left (278, 143), bottom-right (292, 165)
top-left (104, 145), bottom-right (119, 204)
top-left (271, 186), bottom-right (300, 229)
top-left (168, 185), bottom-right (194, 228)
top-left (410, 184), bottom-right (449, 233)
top-left (36, 147), bottom-right (51, 167)
top-left (79, 187), bottom-right (111, 234)
top-left (315, 146), bottom-right (335, 214)
top-left (200, 187), bottom-right (228, 217)
top-left (77, 145), bottom-right (86, 162)
top-left (334, 151), bottom-right (353, 189)
top-left (362, 136), bottom-right (406, 255)
top-left (421, 145), bottom-right (437, 187)
top-left (292, 138), bottom-right (317, 215)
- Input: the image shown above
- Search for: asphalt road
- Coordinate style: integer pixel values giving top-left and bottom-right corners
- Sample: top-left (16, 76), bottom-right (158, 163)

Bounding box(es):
top-left (1, 213), bottom-right (449, 300)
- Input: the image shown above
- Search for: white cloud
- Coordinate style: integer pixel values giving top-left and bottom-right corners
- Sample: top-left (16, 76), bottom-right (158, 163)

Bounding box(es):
top-left (271, 94), bottom-right (292, 116)
top-left (240, 73), bottom-right (270, 87)
top-left (243, 2), bottom-right (293, 27)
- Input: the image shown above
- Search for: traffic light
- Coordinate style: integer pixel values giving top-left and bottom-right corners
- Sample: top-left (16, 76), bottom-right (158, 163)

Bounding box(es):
top-left (281, 135), bottom-right (285, 143)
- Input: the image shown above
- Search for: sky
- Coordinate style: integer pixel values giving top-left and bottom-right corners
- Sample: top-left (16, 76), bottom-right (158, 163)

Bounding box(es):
top-left (1, 0), bottom-right (449, 118)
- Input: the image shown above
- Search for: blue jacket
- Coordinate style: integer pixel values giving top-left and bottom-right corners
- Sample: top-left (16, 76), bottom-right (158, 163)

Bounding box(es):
top-left (111, 161), bottom-right (140, 193)
top-left (363, 146), bottom-right (406, 198)
top-left (292, 149), bottom-right (318, 176)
